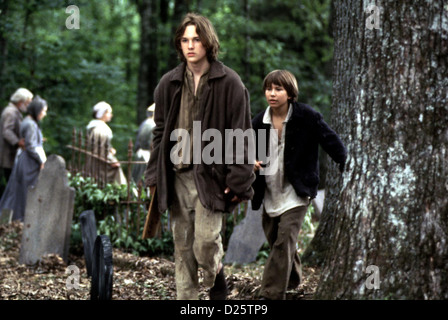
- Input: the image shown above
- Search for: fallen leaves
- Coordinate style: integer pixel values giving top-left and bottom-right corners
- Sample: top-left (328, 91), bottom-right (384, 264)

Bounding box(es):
top-left (0, 221), bottom-right (320, 300)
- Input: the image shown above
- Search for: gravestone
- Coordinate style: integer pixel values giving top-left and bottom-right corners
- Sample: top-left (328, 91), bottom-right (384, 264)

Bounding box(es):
top-left (19, 155), bottom-right (75, 265)
top-left (91, 235), bottom-right (113, 300)
top-left (224, 202), bottom-right (267, 265)
top-left (80, 210), bottom-right (98, 277)
top-left (0, 208), bottom-right (12, 224)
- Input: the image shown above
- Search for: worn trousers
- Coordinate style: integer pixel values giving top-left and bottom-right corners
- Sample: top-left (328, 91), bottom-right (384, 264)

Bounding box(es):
top-left (171, 169), bottom-right (224, 300)
top-left (260, 205), bottom-right (307, 300)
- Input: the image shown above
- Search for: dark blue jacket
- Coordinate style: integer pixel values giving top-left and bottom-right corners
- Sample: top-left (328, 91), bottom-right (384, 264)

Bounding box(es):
top-left (251, 101), bottom-right (347, 210)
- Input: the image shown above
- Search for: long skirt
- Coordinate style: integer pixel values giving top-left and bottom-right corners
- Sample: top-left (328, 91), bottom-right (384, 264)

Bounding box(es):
top-left (0, 150), bottom-right (41, 222)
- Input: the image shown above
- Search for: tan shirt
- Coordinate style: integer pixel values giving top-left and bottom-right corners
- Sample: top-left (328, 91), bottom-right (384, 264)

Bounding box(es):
top-left (174, 67), bottom-right (209, 170)
top-left (263, 104), bottom-right (309, 217)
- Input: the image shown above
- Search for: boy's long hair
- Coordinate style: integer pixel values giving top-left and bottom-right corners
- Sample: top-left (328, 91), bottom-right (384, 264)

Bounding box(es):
top-left (263, 70), bottom-right (299, 102)
top-left (174, 13), bottom-right (220, 63)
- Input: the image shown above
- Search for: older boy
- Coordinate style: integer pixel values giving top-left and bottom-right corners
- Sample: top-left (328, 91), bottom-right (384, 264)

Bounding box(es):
top-left (145, 13), bottom-right (254, 300)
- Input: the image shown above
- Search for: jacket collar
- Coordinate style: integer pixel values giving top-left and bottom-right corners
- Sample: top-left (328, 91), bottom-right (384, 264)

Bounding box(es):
top-left (290, 101), bottom-right (305, 120)
top-left (169, 60), bottom-right (226, 83)
top-left (7, 102), bottom-right (23, 117)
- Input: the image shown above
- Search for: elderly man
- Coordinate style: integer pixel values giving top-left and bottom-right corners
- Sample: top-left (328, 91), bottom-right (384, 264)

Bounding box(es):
top-left (0, 88), bottom-right (33, 196)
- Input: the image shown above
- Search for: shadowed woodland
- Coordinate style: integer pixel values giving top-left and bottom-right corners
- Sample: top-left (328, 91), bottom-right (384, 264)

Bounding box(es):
top-left (1, 0), bottom-right (447, 301)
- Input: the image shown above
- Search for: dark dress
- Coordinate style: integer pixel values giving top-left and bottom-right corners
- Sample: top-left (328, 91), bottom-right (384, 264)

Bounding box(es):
top-left (0, 116), bottom-right (46, 222)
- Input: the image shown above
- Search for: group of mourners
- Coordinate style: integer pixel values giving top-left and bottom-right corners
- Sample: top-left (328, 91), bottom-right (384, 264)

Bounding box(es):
top-left (0, 89), bottom-right (47, 222)
top-left (0, 12), bottom-right (347, 301)
top-left (0, 92), bottom-right (127, 222)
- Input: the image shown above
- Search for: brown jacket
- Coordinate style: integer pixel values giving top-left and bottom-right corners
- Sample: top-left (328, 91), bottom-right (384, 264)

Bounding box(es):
top-left (0, 103), bottom-right (23, 169)
top-left (145, 61), bottom-right (255, 213)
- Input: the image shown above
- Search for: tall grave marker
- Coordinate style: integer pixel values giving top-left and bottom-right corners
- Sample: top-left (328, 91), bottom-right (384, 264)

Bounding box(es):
top-left (224, 202), bottom-right (266, 265)
top-left (19, 155), bottom-right (75, 265)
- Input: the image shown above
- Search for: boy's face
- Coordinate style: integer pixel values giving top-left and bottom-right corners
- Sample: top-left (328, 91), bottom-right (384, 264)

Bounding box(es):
top-left (181, 25), bottom-right (208, 66)
top-left (265, 83), bottom-right (290, 110)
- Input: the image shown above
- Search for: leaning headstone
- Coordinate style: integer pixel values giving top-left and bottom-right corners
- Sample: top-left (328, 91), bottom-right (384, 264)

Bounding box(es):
top-left (91, 235), bottom-right (113, 300)
top-left (224, 202), bottom-right (267, 265)
top-left (80, 210), bottom-right (98, 277)
top-left (0, 208), bottom-right (13, 224)
top-left (19, 155), bottom-right (75, 265)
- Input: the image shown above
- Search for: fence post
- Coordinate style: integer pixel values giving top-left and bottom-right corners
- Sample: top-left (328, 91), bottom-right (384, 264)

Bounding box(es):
top-left (125, 139), bottom-right (134, 233)
top-left (78, 130), bottom-right (83, 175)
top-left (89, 134), bottom-right (94, 179)
top-left (70, 128), bottom-right (76, 173)
top-left (83, 131), bottom-right (89, 178)
top-left (136, 180), bottom-right (143, 235)
top-left (96, 136), bottom-right (102, 186)
top-left (103, 139), bottom-right (109, 189)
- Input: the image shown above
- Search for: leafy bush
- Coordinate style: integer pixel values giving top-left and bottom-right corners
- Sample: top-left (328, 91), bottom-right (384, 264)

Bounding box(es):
top-left (68, 173), bottom-right (173, 257)
top-left (68, 172), bottom-right (318, 261)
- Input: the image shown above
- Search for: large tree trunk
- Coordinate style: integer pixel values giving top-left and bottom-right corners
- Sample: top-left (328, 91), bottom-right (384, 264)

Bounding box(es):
top-left (312, 0), bottom-right (448, 299)
top-left (136, 0), bottom-right (158, 124)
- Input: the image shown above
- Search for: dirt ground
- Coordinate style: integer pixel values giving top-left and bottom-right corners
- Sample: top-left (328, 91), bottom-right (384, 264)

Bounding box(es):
top-left (0, 221), bottom-right (320, 300)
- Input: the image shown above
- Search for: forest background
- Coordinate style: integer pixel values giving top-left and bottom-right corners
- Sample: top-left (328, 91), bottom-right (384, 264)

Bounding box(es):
top-left (0, 0), bottom-right (334, 166)
top-left (2, 0), bottom-right (448, 301)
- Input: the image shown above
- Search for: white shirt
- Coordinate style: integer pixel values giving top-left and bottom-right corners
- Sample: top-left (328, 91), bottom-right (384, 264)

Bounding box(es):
top-left (262, 104), bottom-right (309, 217)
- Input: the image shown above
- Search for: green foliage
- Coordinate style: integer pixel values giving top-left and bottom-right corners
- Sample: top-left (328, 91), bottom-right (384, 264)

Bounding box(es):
top-left (298, 205), bottom-right (318, 252)
top-left (68, 172), bottom-right (173, 257)
top-left (1, 0), bottom-right (333, 160)
top-left (202, 0), bottom-right (334, 116)
top-left (2, 0), bottom-right (330, 260)
top-left (1, 0), bottom-right (140, 160)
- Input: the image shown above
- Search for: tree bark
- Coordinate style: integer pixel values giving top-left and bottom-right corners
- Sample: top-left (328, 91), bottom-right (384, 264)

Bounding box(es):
top-left (167, 0), bottom-right (190, 71)
top-left (136, 0), bottom-right (158, 124)
top-left (0, 0), bottom-right (10, 99)
top-left (312, 0), bottom-right (448, 299)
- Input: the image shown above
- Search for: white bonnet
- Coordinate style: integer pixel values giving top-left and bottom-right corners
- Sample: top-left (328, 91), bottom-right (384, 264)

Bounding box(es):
top-left (10, 88), bottom-right (33, 103)
top-left (93, 101), bottom-right (112, 119)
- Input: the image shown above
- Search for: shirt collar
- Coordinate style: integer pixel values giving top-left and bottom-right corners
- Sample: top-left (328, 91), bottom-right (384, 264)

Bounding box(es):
top-left (171, 60), bottom-right (225, 82)
top-left (185, 66), bottom-right (210, 78)
top-left (262, 103), bottom-right (293, 125)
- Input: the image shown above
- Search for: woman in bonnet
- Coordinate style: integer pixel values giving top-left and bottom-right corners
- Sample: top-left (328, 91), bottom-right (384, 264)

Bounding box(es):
top-left (0, 96), bottom-right (48, 221)
top-left (86, 101), bottom-right (126, 185)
